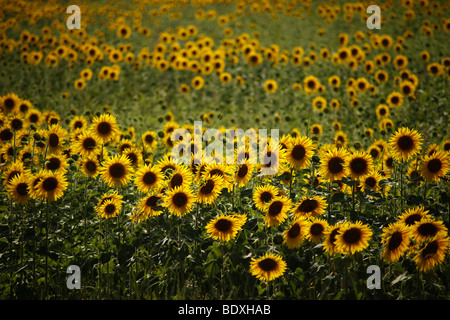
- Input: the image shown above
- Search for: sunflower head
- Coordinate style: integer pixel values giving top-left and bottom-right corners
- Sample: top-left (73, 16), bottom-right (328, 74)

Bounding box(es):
top-left (249, 253), bottom-right (287, 282)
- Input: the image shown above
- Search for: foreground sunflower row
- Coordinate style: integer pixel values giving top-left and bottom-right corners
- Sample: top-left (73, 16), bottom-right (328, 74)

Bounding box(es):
top-left (1, 93), bottom-right (449, 291)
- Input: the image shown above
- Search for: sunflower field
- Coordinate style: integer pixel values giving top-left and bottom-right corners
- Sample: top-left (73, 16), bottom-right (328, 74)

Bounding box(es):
top-left (1, 0), bottom-right (450, 301)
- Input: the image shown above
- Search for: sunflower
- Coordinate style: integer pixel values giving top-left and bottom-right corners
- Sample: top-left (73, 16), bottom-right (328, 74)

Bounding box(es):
top-left (375, 104), bottom-right (390, 119)
top-left (162, 185), bottom-right (196, 216)
top-left (283, 217), bottom-right (308, 249)
top-left (197, 174), bottom-right (225, 205)
top-left (249, 253), bottom-right (287, 282)
top-left (142, 130), bottom-right (158, 151)
top-left (79, 156), bottom-right (100, 178)
top-left (90, 113), bottom-right (119, 143)
top-left (293, 195), bottom-right (327, 218)
top-left (134, 163), bottom-right (164, 193)
top-left (303, 75), bottom-right (320, 94)
top-left (258, 142), bottom-right (285, 176)
top-left (44, 153), bottom-right (68, 174)
top-left (2, 160), bottom-right (29, 187)
top-left (167, 164), bottom-right (193, 189)
top-left (412, 236), bottom-right (449, 272)
top-left (134, 192), bottom-right (163, 222)
top-left (73, 131), bottom-right (101, 158)
top-left (389, 127), bottom-right (423, 162)
top-left (100, 154), bottom-right (133, 188)
top-left (397, 206), bottom-right (432, 229)
top-left (334, 130), bottom-right (348, 148)
top-left (335, 221), bottom-right (373, 255)
top-left (319, 147), bottom-right (349, 181)
top-left (253, 184), bottom-right (280, 211)
top-left (1, 93), bottom-right (20, 114)
top-left (323, 223), bottom-right (342, 255)
top-left (46, 124), bottom-right (68, 154)
top-left (97, 198), bottom-right (123, 219)
top-left (264, 196), bottom-right (293, 227)
top-left (201, 163), bottom-right (234, 190)
top-left (191, 76), bottom-right (204, 90)
top-left (205, 214), bottom-right (246, 242)
top-left (344, 150), bottom-right (374, 180)
top-left (305, 218), bottom-right (329, 243)
top-left (411, 218), bottom-right (448, 243)
top-left (34, 170), bottom-right (68, 202)
top-left (117, 24), bottom-right (131, 39)
top-left (312, 96), bottom-right (327, 112)
top-left (381, 222), bottom-right (412, 263)
top-left (374, 70), bottom-right (389, 84)
top-left (6, 173), bottom-right (31, 205)
top-left (264, 79), bottom-right (278, 94)
top-left (420, 151), bottom-right (449, 182)
top-left (387, 91), bottom-right (403, 108)
top-left (361, 170), bottom-right (383, 193)
top-left (235, 162), bottom-right (254, 187)
top-left (285, 135), bottom-right (315, 170)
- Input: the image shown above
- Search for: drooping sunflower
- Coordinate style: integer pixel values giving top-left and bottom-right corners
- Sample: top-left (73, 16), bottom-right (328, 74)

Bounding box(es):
top-left (344, 150), bottom-right (374, 180)
top-left (253, 184), bottom-right (280, 211)
top-left (34, 170), bottom-right (68, 202)
top-left (293, 195), bottom-right (327, 218)
top-left (335, 221), bottom-right (373, 255)
top-left (134, 192), bottom-right (163, 222)
top-left (389, 127), bottom-right (423, 162)
top-left (6, 173), bottom-right (31, 205)
top-left (323, 223), bottom-right (342, 255)
top-left (205, 214), bottom-right (246, 242)
top-left (381, 222), bottom-right (411, 263)
top-left (249, 253), bottom-right (287, 282)
top-left (286, 135), bottom-right (315, 170)
top-left (420, 151), bottom-right (449, 182)
top-left (411, 218), bottom-right (448, 243)
top-left (162, 185), bottom-right (196, 216)
top-left (319, 147), bottom-right (349, 181)
top-left (197, 174), bottom-right (225, 205)
top-left (412, 236), bottom-right (449, 272)
top-left (305, 218), bottom-right (329, 243)
top-left (90, 113), bottom-right (119, 143)
top-left (134, 163), bottom-right (164, 193)
top-left (397, 206), bottom-right (432, 229)
top-left (100, 154), bottom-right (133, 188)
top-left (264, 196), bottom-right (293, 227)
top-left (283, 217), bottom-right (308, 249)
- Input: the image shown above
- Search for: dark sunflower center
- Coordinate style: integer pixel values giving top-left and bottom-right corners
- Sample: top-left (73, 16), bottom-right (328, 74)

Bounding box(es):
top-left (291, 145), bottom-right (306, 160)
top-left (328, 157), bottom-right (344, 174)
top-left (170, 173), bottom-right (183, 188)
top-left (268, 200), bottom-right (283, 217)
top-left (288, 223), bottom-right (301, 238)
top-left (329, 229), bottom-right (339, 244)
top-left (172, 192), bottom-right (188, 207)
top-left (83, 137), bottom-right (97, 150)
top-left (388, 231), bottom-right (403, 251)
top-left (46, 157), bottom-right (61, 170)
top-left (215, 218), bottom-right (232, 232)
top-left (74, 121), bottom-right (83, 129)
top-left (298, 199), bottom-right (318, 212)
top-left (237, 164), bottom-right (248, 178)
top-left (209, 169), bottom-right (224, 177)
top-left (397, 135), bottom-right (414, 151)
top-left (404, 213), bottom-right (422, 226)
top-left (0, 128), bottom-right (13, 141)
top-left (307, 80), bottom-right (315, 89)
top-left (200, 179), bottom-right (215, 195)
top-left (310, 223), bottom-right (324, 236)
top-left (16, 182), bottom-right (29, 196)
top-left (144, 134), bottom-right (154, 144)
top-left (109, 163), bottom-right (126, 179)
top-left (143, 171), bottom-right (156, 185)
top-left (421, 240), bottom-right (438, 259)
top-left (97, 122), bottom-right (112, 135)
top-left (48, 133), bottom-right (59, 147)
top-left (365, 177), bottom-right (377, 188)
top-left (391, 96), bottom-right (399, 104)
top-left (85, 160), bottom-right (97, 172)
top-left (29, 114), bottom-right (39, 123)
top-left (4, 98), bottom-right (15, 110)
top-left (42, 177), bottom-right (58, 191)
top-left (379, 108), bottom-right (387, 115)
top-left (427, 159), bottom-right (442, 173)
top-left (260, 191), bottom-right (273, 203)
top-left (126, 152), bottom-right (138, 165)
top-left (146, 195), bottom-right (160, 207)
top-left (11, 119), bottom-right (23, 131)
top-left (258, 258), bottom-right (277, 272)
top-left (417, 222), bottom-right (438, 237)
top-left (343, 227), bottom-right (362, 244)
top-left (350, 157), bottom-right (368, 174)
top-left (105, 203), bottom-right (116, 214)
